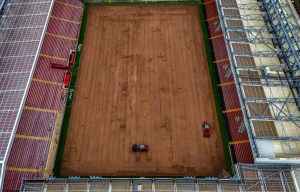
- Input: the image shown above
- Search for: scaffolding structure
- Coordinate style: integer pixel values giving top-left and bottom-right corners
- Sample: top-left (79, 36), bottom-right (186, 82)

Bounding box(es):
top-left (216, 0), bottom-right (300, 162)
top-left (0, 0), bottom-right (4, 11)
top-left (0, 0), bottom-right (54, 189)
top-left (20, 164), bottom-right (298, 192)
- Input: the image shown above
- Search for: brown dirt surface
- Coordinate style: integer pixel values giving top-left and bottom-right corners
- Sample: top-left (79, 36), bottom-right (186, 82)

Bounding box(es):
top-left (61, 5), bottom-right (226, 176)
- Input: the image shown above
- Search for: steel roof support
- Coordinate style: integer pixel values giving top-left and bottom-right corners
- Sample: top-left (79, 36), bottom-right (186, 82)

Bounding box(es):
top-left (216, 0), bottom-right (300, 161)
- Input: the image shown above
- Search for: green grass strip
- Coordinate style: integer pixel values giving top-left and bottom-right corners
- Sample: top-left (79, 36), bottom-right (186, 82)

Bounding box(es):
top-left (53, 3), bottom-right (91, 177)
top-left (197, 4), bottom-right (232, 174)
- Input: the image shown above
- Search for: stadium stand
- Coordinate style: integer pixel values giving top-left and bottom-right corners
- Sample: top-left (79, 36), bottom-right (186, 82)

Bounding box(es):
top-left (2, 0), bottom-right (83, 190)
top-left (204, 0), bottom-right (254, 164)
top-left (217, 0), bottom-right (300, 162)
top-left (16, 111), bottom-right (56, 138)
top-left (20, 164), bottom-right (298, 192)
top-left (0, 0), bottom-right (55, 189)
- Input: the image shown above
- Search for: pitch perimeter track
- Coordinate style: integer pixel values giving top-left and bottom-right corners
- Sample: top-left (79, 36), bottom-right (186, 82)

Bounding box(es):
top-left (61, 5), bottom-right (226, 176)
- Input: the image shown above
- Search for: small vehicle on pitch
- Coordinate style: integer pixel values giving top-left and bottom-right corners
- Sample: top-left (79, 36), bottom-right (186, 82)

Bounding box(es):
top-left (132, 144), bottom-right (149, 152)
top-left (202, 121), bottom-right (210, 137)
top-left (62, 71), bottom-right (71, 90)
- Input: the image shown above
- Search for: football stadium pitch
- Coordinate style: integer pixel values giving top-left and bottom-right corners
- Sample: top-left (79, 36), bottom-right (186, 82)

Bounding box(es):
top-left (55, 3), bottom-right (229, 177)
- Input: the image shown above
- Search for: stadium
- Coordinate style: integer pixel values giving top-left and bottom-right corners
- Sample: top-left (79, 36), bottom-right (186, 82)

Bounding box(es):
top-left (0, 0), bottom-right (300, 191)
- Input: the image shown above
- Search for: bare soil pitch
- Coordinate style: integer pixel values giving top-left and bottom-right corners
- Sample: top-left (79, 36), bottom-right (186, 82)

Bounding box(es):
top-left (61, 5), bottom-right (226, 176)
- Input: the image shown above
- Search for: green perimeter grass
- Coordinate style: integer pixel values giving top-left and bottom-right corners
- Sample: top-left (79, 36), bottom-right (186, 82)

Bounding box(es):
top-left (54, 1), bottom-right (232, 177)
top-left (198, 4), bottom-right (232, 174)
top-left (53, 2), bottom-right (90, 177)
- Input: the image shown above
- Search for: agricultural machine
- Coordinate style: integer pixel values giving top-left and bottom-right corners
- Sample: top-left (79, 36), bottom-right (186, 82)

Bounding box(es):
top-left (202, 121), bottom-right (210, 137)
top-left (132, 144), bottom-right (149, 152)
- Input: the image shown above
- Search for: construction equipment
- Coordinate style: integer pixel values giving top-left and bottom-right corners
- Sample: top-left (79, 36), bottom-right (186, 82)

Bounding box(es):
top-left (132, 144), bottom-right (149, 152)
top-left (202, 121), bottom-right (210, 137)
top-left (62, 71), bottom-right (71, 90)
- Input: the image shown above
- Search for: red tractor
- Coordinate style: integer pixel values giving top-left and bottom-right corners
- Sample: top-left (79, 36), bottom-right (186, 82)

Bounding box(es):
top-left (62, 71), bottom-right (71, 90)
top-left (202, 121), bottom-right (210, 137)
top-left (132, 144), bottom-right (149, 152)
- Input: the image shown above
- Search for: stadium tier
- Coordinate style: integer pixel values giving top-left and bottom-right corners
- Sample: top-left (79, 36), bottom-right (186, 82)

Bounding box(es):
top-left (204, 0), bottom-right (254, 164)
top-left (216, 0), bottom-right (300, 162)
top-left (0, 0), bottom-right (54, 189)
top-left (0, 0), bottom-right (83, 190)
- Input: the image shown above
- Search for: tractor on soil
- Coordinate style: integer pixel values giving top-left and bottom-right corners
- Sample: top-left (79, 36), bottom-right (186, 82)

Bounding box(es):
top-left (202, 121), bottom-right (210, 137)
top-left (132, 144), bottom-right (149, 152)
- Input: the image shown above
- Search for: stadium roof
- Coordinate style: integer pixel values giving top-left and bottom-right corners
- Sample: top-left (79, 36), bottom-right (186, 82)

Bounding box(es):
top-left (0, 1), bottom-right (4, 11)
top-left (0, 0), bottom-right (54, 189)
top-left (217, 0), bottom-right (300, 162)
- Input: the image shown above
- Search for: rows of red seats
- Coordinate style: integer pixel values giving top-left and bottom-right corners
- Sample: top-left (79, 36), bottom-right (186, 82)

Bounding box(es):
top-left (227, 111), bottom-right (249, 141)
top-left (47, 18), bottom-right (79, 39)
top-left (207, 17), bottom-right (222, 37)
top-left (211, 38), bottom-right (228, 61)
top-left (215, 61), bottom-right (234, 84)
top-left (3, 171), bottom-right (43, 192)
top-left (234, 143), bottom-right (254, 164)
top-left (40, 35), bottom-right (76, 60)
top-left (220, 84), bottom-right (241, 110)
top-left (34, 1), bottom-right (82, 83)
top-left (204, 1), bottom-right (218, 19)
top-left (51, 2), bottom-right (82, 22)
top-left (34, 57), bottom-right (65, 83)
top-left (4, 0), bottom-right (83, 191)
top-left (7, 138), bottom-right (50, 169)
top-left (17, 110), bottom-right (56, 138)
top-left (25, 81), bottom-right (63, 111)
top-left (204, 1), bottom-right (254, 164)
